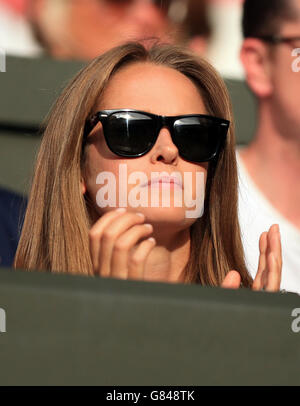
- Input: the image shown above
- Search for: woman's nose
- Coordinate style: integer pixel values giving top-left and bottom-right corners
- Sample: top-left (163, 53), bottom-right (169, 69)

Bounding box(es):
top-left (150, 127), bottom-right (179, 165)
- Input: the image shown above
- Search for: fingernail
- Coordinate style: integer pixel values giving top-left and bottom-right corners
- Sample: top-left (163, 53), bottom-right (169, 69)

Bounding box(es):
top-left (136, 212), bottom-right (145, 218)
top-left (144, 223), bottom-right (153, 230)
top-left (148, 237), bottom-right (156, 243)
top-left (116, 208), bottom-right (126, 213)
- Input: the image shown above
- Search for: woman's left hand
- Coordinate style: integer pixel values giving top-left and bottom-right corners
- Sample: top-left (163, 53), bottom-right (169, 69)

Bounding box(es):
top-left (221, 224), bottom-right (282, 292)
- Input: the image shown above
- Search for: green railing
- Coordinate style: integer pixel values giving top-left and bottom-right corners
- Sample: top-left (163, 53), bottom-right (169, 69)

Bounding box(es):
top-left (0, 268), bottom-right (299, 385)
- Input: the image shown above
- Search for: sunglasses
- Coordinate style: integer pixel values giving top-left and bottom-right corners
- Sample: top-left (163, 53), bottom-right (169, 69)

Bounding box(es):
top-left (104, 0), bottom-right (172, 11)
top-left (83, 109), bottom-right (230, 163)
top-left (254, 35), bottom-right (300, 48)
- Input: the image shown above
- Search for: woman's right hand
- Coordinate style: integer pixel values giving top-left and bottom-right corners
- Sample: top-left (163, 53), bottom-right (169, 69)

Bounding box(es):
top-left (89, 208), bottom-right (156, 280)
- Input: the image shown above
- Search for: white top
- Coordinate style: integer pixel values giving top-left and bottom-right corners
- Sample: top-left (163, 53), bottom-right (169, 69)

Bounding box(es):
top-left (237, 150), bottom-right (300, 295)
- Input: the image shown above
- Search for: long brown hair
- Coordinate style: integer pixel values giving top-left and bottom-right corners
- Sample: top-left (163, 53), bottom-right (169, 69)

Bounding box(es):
top-left (14, 42), bottom-right (253, 287)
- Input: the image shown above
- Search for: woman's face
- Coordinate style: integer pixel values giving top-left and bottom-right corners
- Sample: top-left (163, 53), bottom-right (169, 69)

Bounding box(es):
top-left (82, 62), bottom-right (209, 230)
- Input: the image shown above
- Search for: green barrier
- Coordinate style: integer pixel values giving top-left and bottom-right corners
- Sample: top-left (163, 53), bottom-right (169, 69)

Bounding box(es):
top-left (0, 267), bottom-right (299, 385)
top-left (226, 78), bottom-right (257, 145)
top-left (0, 56), bottom-right (256, 135)
top-left (0, 56), bottom-right (85, 128)
top-left (0, 130), bottom-right (40, 195)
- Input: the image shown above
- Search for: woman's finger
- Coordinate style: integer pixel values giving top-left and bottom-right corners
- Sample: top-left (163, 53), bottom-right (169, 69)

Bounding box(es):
top-left (221, 270), bottom-right (241, 289)
top-left (252, 231), bottom-right (268, 291)
top-left (264, 252), bottom-right (281, 292)
top-left (264, 225), bottom-right (282, 292)
top-left (89, 208), bottom-right (126, 273)
top-left (277, 227), bottom-right (282, 270)
top-left (110, 223), bottom-right (154, 279)
top-left (253, 225), bottom-right (282, 292)
top-left (267, 224), bottom-right (282, 272)
top-left (127, 237), bottom-right (156, 280)
top-left (98, 211), bottom-right (146, 277)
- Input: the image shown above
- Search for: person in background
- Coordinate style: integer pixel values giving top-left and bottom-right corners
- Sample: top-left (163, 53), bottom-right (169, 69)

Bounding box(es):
top-left (0, 0), bottom-right (42, 56)
top-left (0, 187), bottom-right (26, 267)
top-left (238, 0), bottom-right (300, 294)
top-left (180, 0), bottom-right (210, 56)
top-left (0, 0), bottom-right (190, 60)
top-left (185, 0), bottom-right (245, 79)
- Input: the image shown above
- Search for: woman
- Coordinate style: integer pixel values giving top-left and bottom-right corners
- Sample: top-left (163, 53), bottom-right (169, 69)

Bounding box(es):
top-left (14, 42), bottom-right (282, 290)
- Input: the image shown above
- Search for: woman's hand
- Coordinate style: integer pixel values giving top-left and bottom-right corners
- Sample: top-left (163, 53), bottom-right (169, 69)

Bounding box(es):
top-left (221, 224), bottom-right (282, 292)
top-left (89, 208), bottom-right (156, 279)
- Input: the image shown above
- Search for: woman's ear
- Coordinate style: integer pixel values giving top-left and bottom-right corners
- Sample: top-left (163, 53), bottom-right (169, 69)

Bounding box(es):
top-left (240, 38), bottom-right (274, 99)
top-left (80, 177), bottom-right (86, 195)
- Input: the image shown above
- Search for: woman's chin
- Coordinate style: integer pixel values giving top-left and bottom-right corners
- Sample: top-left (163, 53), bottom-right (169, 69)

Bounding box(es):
top-left (136, 206), bottom-right (198, 226)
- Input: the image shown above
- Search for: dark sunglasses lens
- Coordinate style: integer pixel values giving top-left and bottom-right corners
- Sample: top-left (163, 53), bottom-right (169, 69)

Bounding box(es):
top-left (105, 112), bottom-right (156, 156)
top-left (173, 117), bottom-right (226, 162)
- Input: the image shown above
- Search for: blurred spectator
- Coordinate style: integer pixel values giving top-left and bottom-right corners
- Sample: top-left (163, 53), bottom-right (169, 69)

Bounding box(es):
top-left (181, 0), bottom-right (210, 55)
top-left (238, 0), bottom-right (300, 294)
top-left (0, 187), bottom-right (26, 267)
top-left (205, 0), bottom-right (245, 78)
top-left (0, 0), bottom-right (42, 56)
top-left (185, 0), bottom-right (245, 79)
top-left (0, 0), bottom-right (189, 60)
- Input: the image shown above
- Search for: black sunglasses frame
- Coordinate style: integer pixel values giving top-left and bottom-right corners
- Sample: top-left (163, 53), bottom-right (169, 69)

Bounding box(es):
top-left (103, 0), bottom-right (172, 13)
top-left (253, 35), bottom-right (300, 46)
top-left (83, 109), bottom-right (230, 163)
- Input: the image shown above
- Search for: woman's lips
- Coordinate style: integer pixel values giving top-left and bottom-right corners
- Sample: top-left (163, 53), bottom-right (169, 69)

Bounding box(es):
top-left (141, 176), bottom-right (183, 189)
